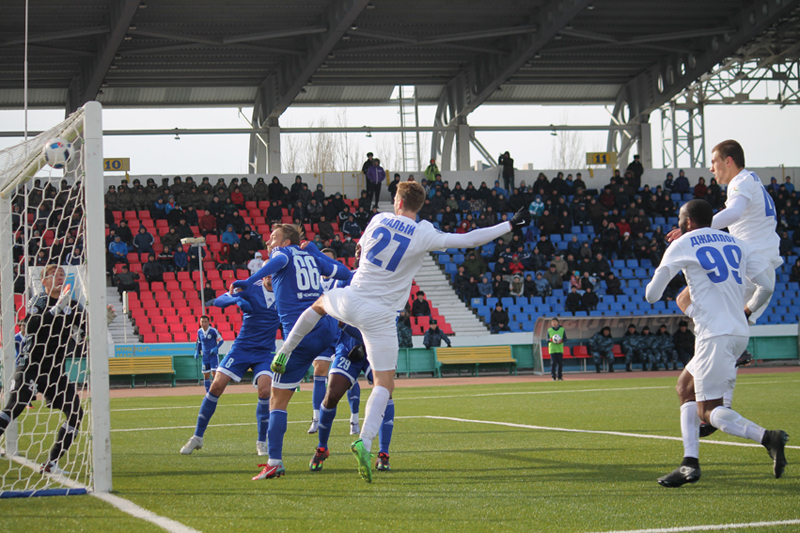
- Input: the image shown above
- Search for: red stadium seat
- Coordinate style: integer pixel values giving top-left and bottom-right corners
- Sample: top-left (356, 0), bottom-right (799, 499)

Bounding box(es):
top-left (172, 331), bottom-right (190, 342)
top-left (440, 323), bottom-right (454, 335)
top-left (416, 316), bottom-right (430, 328)
top-left (176, 271), bottom-right (190, 281)
top-left (141, 333), bottom-right (157, 344)
top-left (163, 272), bottom-right (176, 282)
top-left (157, 333), bottom-right (173, 343)
top-left (220, 331), bottom-right (235, 341)
top-left (542, 347), bottom-right (550, 360)
top-left (573, 346), bottom-right (590, 359)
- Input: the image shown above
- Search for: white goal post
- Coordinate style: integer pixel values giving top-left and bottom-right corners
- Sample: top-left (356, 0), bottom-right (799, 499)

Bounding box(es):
top-left (0, 101), bottom-right (111, 496)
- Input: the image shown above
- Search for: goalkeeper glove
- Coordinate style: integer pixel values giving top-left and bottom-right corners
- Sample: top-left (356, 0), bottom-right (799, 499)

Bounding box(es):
top-left (510, 207), bottom-right (532, 229)
top-left (49, 284), bottom-right (73, 315)
top-left (271, 352), bottom-right (289, 374)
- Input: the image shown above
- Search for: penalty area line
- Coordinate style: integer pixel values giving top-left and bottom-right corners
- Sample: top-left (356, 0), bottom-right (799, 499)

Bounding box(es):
top-left (585, 518), bottom-right (800, 533)
top-left (424, 416), bottom-right (800, 450)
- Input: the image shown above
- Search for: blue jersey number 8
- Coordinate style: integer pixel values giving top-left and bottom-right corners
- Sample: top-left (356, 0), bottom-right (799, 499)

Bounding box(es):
top-left (366, 227), bottom-right (411, 272)
top-left (695, 244), bottom-right (743, 284)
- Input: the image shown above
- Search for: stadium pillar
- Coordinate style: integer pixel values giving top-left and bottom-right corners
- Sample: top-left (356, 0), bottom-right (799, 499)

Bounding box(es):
top-left (456, 121), bottom-right (471, 171)
top-left (639, 121), bottom-right (652, 169)
top-left (267, 119), bottom-right (281, 174)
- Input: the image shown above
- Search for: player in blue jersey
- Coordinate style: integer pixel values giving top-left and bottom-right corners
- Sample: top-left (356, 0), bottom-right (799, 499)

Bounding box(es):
top-left (310, 323), bottom-right (395, 472)
top-left (181, 274), bottom-right (280, 456)
top-left (232, 224), bottom-right (351, 480)
top-left (195, 316), bottom-right (223, 393)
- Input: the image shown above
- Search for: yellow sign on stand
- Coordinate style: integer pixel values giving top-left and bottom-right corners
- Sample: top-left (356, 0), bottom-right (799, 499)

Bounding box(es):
top-left (585, 152), bottom-right (617, 166)
top-left (103, 158), bottom-right (130, 172)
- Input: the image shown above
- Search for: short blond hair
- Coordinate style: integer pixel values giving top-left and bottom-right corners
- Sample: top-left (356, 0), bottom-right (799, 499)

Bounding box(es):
top-left (397, 181), bottom-right (426, 213)
top-left (272, 223), bottom-right (303, 245)
top-left (41, 264), bottom-right (61, 280)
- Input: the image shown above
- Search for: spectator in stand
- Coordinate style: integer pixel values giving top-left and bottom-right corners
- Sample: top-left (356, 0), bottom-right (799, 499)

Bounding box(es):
top-left (626, 154), bottom-right (644, 188)
top-left (494, 256), bottom-right (511, 279)
top-left (330, 234), bottom-right (344, 258)
top-left (143, 253), bottom-right (165, 283)
top-left (790, 258), bottom-right (800, 282)
top-left (498, 151), bottom-right (515, 191)
top-left (397, 310), bottom-right (413, 349)
top-left (133, 226), bottom-right (155, 257)
top-left (565, 286), bottom-right (583, 314)
top-left (342, 214), bottom-right (361, 239)
top-left (461, 252), bottom-right (488, 279)
top-left (619, 232), bottom-right (635, 260)
top-left (247, 251), bottom-right (264, 276)
top-left (490, 303), bottom-right (511, 334)
top-left (361, 152), bottom-right (374, 180)
top-left (604, 272), bottom-right (623, 295)
top-left (569, 270), bottom-right (581, 290)
top-left (478, 276), bottom-right (493, 297)
top-left (581, 286), bottom-right (599, 311)
top-left (173, 244), bottom-right (189, 272)
top-left (580, 271), bottom-right (595, 291)
top-left (176, 218), bottom-right (194, 239)
top-left (621, 324), bottom-right (643, 372)
top-left (655, 324), bottom-right (677, 370)
top-left (340, 234), bottom-right (356, 258)
top-left (534, 272), bottom-right (551, 297)
top-left (492, 273), bottom-right (510, 298)
top-left (158, 245), bottom-right (174, 272)
top-left (508, 255), bottom-right (525, 277)
top-left (227, 242), bottom-right (248, 271)
top-left (589, 326), bottom-right (615, 373)
top-left (509, 275), bottom-right (524, 298)
top-left (528, 195), bottom-right (544, 220)
top-left (113, 264), bottom-right (140, 296)
top-left (672, 170), bottom-right (690, 193)
top-left (108, 235), bottom-right (129, 271)
top-left (365, 158), bottom-right (386, 210)
top-left (220, 224), bottom-right (240, 246)
top-left (411, 291), bottom-right (432, 317)
top-left (551, 252), bottom-right (569, 281)
top-left (672, 320), bottom-right (695, 368)
top-left (198, 209), bottom-right (216, 236)
top-left (423, 319), bottom-right (451, 349)
top-left (779, 230), bottom-right (794, 256)
top-left (663, 172), bottom-right (675, 193)
top-left (536, 234), bottom-right (555, 259)
top-left (523, 273), bottom-right (537, 297)
top-left (388, 173), bottom-right (401, 201)
top-left (543, 263), bottom-right (561, 292)
top-left (693, 177), bottom-right (707, 199)
top-left (229, 187), bottom-right (245, 208)
top-left (159, 226), bottom-right (180, 250)
top-left (423, 159), bottom-right (439, 186)
top-left (316, 215), bottom-right (335, 242)
top-left (202, 280), bottom-right (216, 304)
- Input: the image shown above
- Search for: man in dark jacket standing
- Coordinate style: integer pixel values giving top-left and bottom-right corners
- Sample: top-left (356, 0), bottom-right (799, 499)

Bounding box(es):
top-left (366, 158), bottom-right (386, 210)
top-left (423, 320), bottom-right (451, 349)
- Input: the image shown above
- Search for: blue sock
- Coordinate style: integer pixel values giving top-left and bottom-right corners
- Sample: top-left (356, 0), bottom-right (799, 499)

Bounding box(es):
top-left (204, 379), bottom-right (211, 393)
top-left (312, 376), bottom-right (327, 413)
top-left (256, 398), bottom-right (270, 442)
top-left (348, 381), bottom-right (361, 415)
top-left (267, 410), bottom-right (287, 461)
top-left (379, 399), bottom-right (395, 455)
top-left (194, 392), bottom-right (219, 438)
top-left (318, 405), bottom-right (337, 449)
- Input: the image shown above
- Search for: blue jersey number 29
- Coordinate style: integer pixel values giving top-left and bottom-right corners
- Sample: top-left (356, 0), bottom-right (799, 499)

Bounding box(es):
top-left (695, 245), bottom-right (743, 284)
top-left (366, 227), bottom-right (411, 272)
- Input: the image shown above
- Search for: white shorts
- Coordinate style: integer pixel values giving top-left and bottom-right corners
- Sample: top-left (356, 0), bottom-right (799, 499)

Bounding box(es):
top-left (323, 286), bottom-right (399, 372)
top-left (686, 335), bottom-right (748, 402)
top-left (744, 266), bottom-right (776, 323)
top-left (313, 354), bottom-right (333, 363)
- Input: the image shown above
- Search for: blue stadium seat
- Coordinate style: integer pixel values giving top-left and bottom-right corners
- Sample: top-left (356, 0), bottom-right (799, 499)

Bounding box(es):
top-left (501, 297), bottom-right (515, 308)
top-left (654, 217), bottom-right (666, 226)
top-left (634, 268), bottom-right (647, 278)
top-left (640, 259), bottom-right (652, 268)
top-left (620, 268), bottom-right (634, 278)
top-left (471, 297), bottom-right (483, 306)
top-left (436, 214), bottom-right (443, 222)
top-left (444, 263), bottom-right (458, 275)
top-left (671, 193), bottom-right (681, 202)
top-left (486, 297), bottom-right (499, 308)
top-left (574, 311), bottom-right (588, 317)
top-left (452, 253), bottom-right (464, 264)
top-left (625, 259), bottom-right (638, 268)
top-left (550, 234), bottom-right (563, 243)
top-left (612, 260), bottom-right (625, 268)
top-left (438, 255), bottom-right (451, 264)
top-left (571, 226), bottom-right (582, 234)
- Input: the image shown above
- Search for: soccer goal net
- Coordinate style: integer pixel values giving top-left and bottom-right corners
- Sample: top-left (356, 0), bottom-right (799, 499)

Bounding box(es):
top-left (0, 102), bottom-right (111, 497)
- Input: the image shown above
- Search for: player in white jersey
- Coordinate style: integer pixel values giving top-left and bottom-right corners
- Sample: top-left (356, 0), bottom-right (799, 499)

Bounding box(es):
top-left (271, 181), bottom-right (532, 482)
top-left (647, 200), bottom-right (788, 487)
top-left (667, 140), bottom-right (782, 434)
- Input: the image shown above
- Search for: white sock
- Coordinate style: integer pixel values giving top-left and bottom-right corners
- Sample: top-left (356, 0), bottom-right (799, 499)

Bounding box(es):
top-left (350, 412), bottom-right (359, 424)
top-left (359, 386), bottom-right (390, 452)
top-left (708, 406), bottom-right (765, 444)
top-left (680, 401), bottom-right (700, 459)
top-left (313, 409), bottom-right (319, 421)
top-left (282, 307), bottom-right (323, 354)
top-left (268, 458), bottom-right (282, 466)
top-left (722, 389), bottom-right (734, 409)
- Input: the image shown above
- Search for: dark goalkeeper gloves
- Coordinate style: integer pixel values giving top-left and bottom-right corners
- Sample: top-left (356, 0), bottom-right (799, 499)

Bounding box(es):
top-left (510, 207), bottom-right (532, 228)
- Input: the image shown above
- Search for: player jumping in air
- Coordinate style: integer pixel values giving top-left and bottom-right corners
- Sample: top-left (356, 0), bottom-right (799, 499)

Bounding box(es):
top-left (272, 181), bottom-right (532, 482)
top-left (194, 315), bottom-right (223, 393)
top-left (647, 200), bottom-right (788, 487)
top-left (667, 140), bottom-right (780, 436)
top-left (180, 274), bottom-right (279, 457)
top-left (231, 224), bottom-right (351, 480)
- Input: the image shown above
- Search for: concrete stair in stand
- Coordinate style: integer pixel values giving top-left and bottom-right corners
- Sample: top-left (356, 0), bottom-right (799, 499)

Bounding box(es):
top-left (106, 287), bottom-right (139, 344)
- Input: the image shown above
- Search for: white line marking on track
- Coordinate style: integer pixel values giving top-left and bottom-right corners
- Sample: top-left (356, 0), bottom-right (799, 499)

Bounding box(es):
top-left (4, 453), bottom-right (200, 533)
top-left (585, 518), bottom-right (800, 533)
top-left (424, 416), bottom-right (800, 450)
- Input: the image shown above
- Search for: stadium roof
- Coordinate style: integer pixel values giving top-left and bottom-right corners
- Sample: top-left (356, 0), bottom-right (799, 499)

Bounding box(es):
top-left (1, 0), bottom-right (800, 121)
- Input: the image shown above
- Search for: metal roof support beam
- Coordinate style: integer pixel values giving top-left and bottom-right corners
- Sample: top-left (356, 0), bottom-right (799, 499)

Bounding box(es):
top-left (249, 0), bottom-right (370, 172)
top-left (66, 0), bottom-right (140, 113)
top-left (431, 0), bottom-right (592, 169)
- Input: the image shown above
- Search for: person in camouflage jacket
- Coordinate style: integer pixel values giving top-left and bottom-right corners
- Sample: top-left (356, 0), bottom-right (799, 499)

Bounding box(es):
top-left (397, 310), bottom-right (413, 348)
top-left (654, 324), bottom-right (677, 370)
top-left (638, 326), bottom-right (659, 371)
top-left (588, 326), bottom-right (615, 373)
top-left (622, 324), bottom-right (643, 371)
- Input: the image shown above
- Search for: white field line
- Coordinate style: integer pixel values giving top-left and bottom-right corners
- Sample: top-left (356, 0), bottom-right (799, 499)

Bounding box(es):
top-left (109, 380), bottom-right (800, 413)
top-left (3, 453), bottom-right (200, 533)
top-left (585, 518), bottom-right (800, 533)
top-left (111, 416), bottom-right (430, 433)
top-left (423, 416), bottom-right (800, 450)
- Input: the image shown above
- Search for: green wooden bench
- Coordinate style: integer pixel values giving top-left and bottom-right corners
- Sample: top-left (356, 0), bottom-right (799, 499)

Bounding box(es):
top-left (434, 346), bottom-right (517, 378)
top-left (108, 356), bottom-right (176, 387)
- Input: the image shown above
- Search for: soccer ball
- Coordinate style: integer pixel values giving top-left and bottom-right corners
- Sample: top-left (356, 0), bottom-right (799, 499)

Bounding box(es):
top-left (43, 137), bottom-right (74, 169)
top-left (551, 334), bottom-right (562, 343)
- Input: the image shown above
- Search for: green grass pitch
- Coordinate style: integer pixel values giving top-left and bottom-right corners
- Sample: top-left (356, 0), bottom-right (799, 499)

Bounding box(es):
top-left (2, 372), bottom-right (799, 533)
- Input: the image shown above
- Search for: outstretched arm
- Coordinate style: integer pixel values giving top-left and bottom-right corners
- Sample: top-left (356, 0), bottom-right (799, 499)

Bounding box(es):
top-left (711, 195), bottom-right (748, 230)
top-left (303, 241), bottom-right (352, 281)
top-left (441, 222), bottom-right (511, 249)
top-left (232, 252), bottom-right (288, 290)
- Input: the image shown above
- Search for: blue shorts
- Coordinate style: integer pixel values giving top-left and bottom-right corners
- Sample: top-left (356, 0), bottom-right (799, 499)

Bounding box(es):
top-left (201, 353), bottom-right (219, 373)
top-left (216, 346), bottom-right (274, 385)
top-left (329, 346), bottom-right (372, 386)
top-left (272, 316), bottom-right (337, 389)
